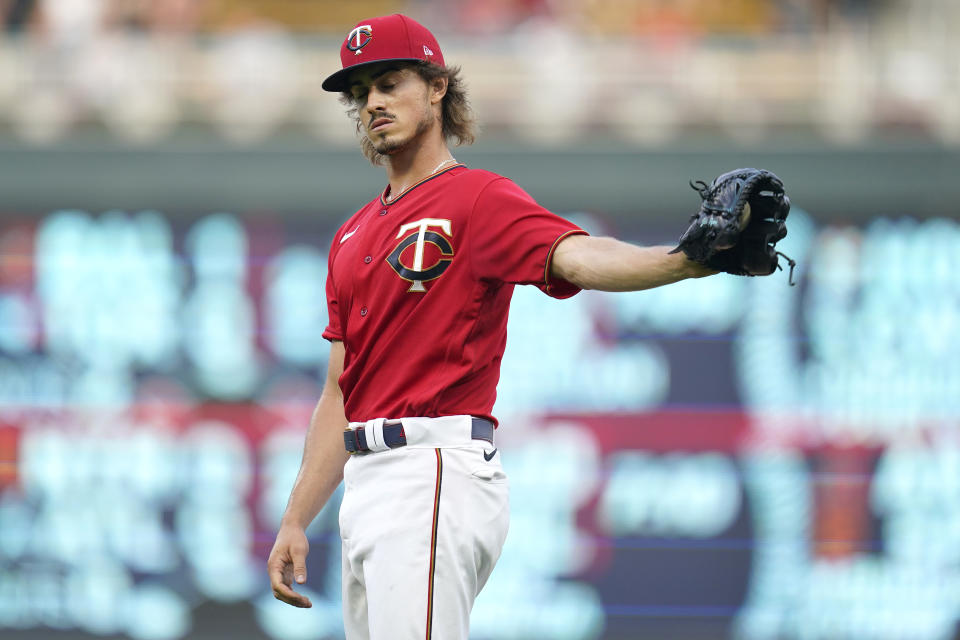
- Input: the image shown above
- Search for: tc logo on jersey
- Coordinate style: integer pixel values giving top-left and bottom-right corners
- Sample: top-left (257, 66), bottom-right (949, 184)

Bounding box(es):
top-left (347, 25), bottom-right (373, 55)
top-left (387, 219), bottom-right (453, 292)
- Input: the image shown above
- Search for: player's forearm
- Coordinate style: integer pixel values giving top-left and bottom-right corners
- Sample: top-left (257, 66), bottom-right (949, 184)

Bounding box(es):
top-left (551, 235), bottom-right (713, 292)
top-left (280, 341), bottom-right (349, 531)
top-left (280, 393), bottom-right (350, 530)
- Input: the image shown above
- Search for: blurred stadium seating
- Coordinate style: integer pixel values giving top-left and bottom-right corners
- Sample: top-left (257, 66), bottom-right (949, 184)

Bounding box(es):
top-left (0, 0), bottom-right (955, 145)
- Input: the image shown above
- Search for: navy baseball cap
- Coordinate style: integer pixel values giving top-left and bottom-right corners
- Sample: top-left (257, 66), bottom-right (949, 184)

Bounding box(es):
top-left (322, 14), bottom-right (445, 93)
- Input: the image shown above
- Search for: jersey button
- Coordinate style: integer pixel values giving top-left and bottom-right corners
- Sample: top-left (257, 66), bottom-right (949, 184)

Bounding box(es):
top-left (360, 307), bottom-right (368, 317)
top-left (364, 256), bottom-right (372, 264)
top-left (379, 209), bottom-right (388, 216)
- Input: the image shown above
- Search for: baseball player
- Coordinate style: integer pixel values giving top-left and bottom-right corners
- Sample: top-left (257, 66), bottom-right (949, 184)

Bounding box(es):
top-left (267, 13), bottom-right (791, 640)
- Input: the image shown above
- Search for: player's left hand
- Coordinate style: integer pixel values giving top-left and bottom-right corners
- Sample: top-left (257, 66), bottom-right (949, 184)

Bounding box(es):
top-left (267, 524), bottom-right (313, 608)
top-left (670, 168), bottom-right (796, 284)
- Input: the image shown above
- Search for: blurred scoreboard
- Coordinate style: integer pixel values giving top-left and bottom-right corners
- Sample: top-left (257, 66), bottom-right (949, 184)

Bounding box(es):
top-left (0, 207), bottom-right (959, 640)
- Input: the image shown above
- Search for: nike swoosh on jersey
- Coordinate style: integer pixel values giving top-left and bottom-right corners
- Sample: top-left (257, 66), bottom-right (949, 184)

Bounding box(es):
top-left (340, 226), bottom-right (361, 243)
top-left (483, 448), bottom-right (498, 462)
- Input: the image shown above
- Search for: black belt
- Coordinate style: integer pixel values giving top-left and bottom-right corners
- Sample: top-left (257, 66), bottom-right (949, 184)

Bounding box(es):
top-left (344, 417), bottom-right (494, 454)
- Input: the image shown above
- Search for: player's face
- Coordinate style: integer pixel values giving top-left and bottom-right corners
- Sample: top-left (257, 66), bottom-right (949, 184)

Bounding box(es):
top-left (348, 64), bottom-right (441, 156)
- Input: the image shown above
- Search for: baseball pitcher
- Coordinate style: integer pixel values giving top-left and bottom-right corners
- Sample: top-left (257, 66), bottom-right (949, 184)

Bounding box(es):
top-left (267, 13), bottom-right (792, 640)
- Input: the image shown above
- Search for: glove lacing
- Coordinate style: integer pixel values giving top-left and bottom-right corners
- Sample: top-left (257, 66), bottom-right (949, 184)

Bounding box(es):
top-left (689, 180), bottom-right (723, 212)
top-left (689, 178), bottom-right (742, 215)
top-left (689, 180), bottom-right (713, 198)
top-left (776, 251), bottom-right (797, 286)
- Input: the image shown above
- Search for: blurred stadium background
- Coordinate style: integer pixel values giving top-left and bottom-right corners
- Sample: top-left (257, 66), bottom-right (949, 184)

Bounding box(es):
top-left (0, 0), bottom-right (958, 639)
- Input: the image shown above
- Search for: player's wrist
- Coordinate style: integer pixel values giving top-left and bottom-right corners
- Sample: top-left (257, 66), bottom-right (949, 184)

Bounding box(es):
top-left (670, 249), bottom-right (714, 279)
top-left (685, 257), bottom-right (717, 278)
top-left (279, 512), bottom-right (311, 532)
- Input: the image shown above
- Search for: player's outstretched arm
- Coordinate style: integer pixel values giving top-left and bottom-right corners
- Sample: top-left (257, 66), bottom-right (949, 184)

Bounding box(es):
top-left (268, 340), bottom-right (349, 608)
top-left (551, 234), bottom-right (715, 292)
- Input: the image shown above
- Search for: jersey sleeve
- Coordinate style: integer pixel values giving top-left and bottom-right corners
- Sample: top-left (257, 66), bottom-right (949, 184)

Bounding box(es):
top-left (321, 240), bottom-right (344, 342)
top-left (469, 177), bottom-right (588, 299)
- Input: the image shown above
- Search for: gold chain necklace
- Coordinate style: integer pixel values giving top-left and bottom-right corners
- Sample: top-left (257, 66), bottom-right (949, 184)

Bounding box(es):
top-left (385, 158), bottom-right (458, 203)
top-left (431, 157), bottom-right (457, 173)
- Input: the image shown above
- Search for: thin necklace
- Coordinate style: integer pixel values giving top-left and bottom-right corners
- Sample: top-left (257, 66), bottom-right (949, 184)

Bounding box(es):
top-left (431, 157), bottom-right (457, 173)
top-left (385, 158), bottom-right (458, 203)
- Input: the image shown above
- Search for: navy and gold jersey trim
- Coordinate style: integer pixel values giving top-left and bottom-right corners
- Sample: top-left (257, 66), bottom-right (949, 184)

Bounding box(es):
top-left (544, 229), bottom-right (589, 295)
top-left (380, 164), bottom-right (465, 207)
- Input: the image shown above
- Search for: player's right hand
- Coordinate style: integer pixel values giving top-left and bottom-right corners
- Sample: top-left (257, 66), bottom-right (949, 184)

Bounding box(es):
top-left (267, 524), bottom-right (313, 608)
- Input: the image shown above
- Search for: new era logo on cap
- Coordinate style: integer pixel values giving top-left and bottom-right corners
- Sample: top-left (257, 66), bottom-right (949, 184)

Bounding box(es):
top-left (322, 14), bottom-right (446, 92)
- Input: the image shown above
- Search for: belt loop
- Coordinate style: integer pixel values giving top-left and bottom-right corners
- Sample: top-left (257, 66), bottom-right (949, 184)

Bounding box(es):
top-left (366, 418), bottom-right (391, 453)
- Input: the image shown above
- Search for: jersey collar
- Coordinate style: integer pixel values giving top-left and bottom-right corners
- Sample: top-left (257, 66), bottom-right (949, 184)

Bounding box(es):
top-left (380, 163), bottom-right (465, 206)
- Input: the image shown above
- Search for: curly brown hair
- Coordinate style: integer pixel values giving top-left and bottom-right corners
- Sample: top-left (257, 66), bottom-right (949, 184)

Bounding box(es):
top-left (339, 62), bottom-right (477, 165)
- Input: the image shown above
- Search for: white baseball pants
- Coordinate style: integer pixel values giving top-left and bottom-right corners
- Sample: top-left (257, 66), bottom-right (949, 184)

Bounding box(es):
top-left (339, 416), bottom-right (510, 640)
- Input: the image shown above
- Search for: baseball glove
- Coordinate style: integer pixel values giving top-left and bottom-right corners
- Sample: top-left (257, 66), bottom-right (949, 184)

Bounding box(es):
top-left (669, 168), bottom-right (796, 285)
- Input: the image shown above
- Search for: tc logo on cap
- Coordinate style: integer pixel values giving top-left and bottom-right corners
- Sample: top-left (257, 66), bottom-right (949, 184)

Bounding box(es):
top-left (347, 25), bottom-right (373, 55)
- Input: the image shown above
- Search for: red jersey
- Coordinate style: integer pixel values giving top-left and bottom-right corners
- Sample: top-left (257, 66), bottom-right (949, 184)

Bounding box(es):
top-left (322, 165), bottom-right (587, 424)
